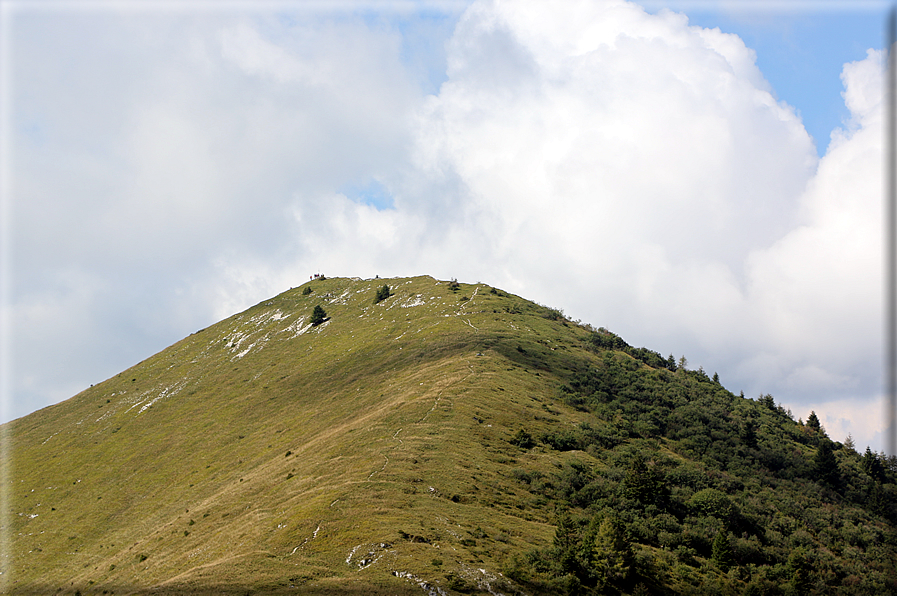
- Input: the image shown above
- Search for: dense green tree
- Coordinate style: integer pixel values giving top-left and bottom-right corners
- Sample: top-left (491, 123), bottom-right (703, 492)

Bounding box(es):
top-left (552, 510), bottom-right (579, 576)
top-left (374, 284), bottom-right (390, 304)
top-left (310, 305), bottom-right (327, 326)
top-left (711, 529), bottom-right (733, 572)
top-left (806, 411), bottom-right (821, 430)
top-left (867, 481), bottom-right (889, 517)
top-left (739, 417), bottom-right (759, 449)
top-left (813, 440), bottom-right (839, 487)
top-left (623, 454), bottom-right (665, 505)
top-left (786, 547), bottom-right (812, 596)
top-left (689, 488), bottom-right (735, 522)
top-left (587, 514), bottom-right (631, 586)
top-left (863, 446), bottom-right (885, 482)
top-left (504, 325), bottom-right (897, 593)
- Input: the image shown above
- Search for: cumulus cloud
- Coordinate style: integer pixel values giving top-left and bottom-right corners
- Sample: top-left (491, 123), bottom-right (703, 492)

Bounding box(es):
top-left (5, 1), bottom-right (888, 451)
top-left (393, 1), bottom-right (815, 328)
top-left (7, 10), bottom-right (420, 419)
top-left (406, 1), bottom-right (817, 281)
top-left (738, 48), bottom-right (885, 443)
top-left (382, 0), bottom-right (881, 447)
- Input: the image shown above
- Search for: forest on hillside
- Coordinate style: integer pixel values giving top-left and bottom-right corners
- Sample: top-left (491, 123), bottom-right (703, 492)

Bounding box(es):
top-left (502, 328), bottom-right (897, 596)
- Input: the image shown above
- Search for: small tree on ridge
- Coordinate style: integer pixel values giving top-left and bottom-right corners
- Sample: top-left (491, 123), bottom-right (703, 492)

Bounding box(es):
top-left (310, 305), bottom-right (327, 326)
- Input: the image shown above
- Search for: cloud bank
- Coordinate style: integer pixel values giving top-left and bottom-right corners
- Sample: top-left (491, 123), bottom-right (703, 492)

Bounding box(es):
top-left (5, 1), bottom-right (888, 450)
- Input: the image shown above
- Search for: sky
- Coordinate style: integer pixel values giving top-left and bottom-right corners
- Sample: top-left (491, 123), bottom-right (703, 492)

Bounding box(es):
top-left (1, 0), bottom-right (894, 454)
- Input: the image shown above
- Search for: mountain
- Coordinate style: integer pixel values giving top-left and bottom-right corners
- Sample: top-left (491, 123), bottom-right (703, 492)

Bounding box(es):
top-left (3, 275), bottom-right (896, 596)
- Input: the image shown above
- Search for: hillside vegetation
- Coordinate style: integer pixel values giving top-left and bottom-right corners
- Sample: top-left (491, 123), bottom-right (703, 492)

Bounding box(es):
top-left (3, 276), bottom-right (896, 595)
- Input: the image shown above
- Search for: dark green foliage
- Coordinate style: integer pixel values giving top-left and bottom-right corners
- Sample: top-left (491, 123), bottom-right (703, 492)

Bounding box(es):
top-left (519, 509), bottom-right (635, 593)
top-left (541, 428), bottom-right (582, 451)
top-left (552, 510), bottom-right (579, 576)
top-left (867, 481), bottom-right (890, 517)
top-left (667, 354), bottom-right (677, 371)
top-left (711, 529), bottom-right (733, 572)
top-left (623, 454), bottom-right (666, 506)
top-left (739, 416), bottom-right (759, 449)
top-left (301, 286), bottom-right (312, 296)
top-left (585, 328), bottom-right (677, 372)
top-left (813, 440), bottom-right (839, 487)
top-left (588, 328), bottom-right (629, 351)
top-left (310, 305), bottom-right (327, 326)
top-left (510, 429), bottom-right (536, 449)
top-left (544, 307), bottom-right (565, 321)
top-left (374, 284), bottom-right (390, 304)
top-left (689, 488), bottom-right (734, 523)
top-left (759, 393), bottom-right (776, 411)
top-left (863, 446), bottom-right (886, 482)
top-left (786, 547), bottom-right (812, 596)
top-left (806, 411), bottom-right (821, 430)
top-left (504, 325), bottom-right (897, 594)
top-left (587, 513), bottom-right (632, 586)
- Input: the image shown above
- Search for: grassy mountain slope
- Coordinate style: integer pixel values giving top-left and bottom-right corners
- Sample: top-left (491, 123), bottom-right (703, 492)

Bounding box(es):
top-left (4, 276), bottom-right (896, 595)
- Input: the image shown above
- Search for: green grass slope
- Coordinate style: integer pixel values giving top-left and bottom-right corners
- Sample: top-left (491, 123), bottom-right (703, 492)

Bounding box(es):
top-left (4, 276), bottom-right (600, 594)
top-left (3, 276), bottom-right (896, 595)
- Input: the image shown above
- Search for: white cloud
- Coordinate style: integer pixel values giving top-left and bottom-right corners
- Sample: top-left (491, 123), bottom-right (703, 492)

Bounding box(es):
top-left (390, 0), bottom-right (883, 448)
top-left (736, 48), bottom-right (885, 448)
top-left (6, 9), bottom-right (422, 420)
top-left (4, 1), bottom-right (889, 452)
top-left (839, 47), bottom-right (885, 129)
top-left (401, 1), bottom-right (817, 322)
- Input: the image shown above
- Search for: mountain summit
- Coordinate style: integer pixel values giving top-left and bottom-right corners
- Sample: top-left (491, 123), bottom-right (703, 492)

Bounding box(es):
top-left (5, 276), bottom-right (896, 595)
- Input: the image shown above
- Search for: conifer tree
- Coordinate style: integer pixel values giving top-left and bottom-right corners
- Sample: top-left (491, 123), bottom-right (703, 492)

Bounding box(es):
top-left (843, 433), bottom-right (855, 451)
top-left (624, 454), bottom-right (664, 505)
top-left (787, 547), bottom-right (812, 595)
top-left (310, 305), bottom-right (327, 326)
top-left (813, 440), bottom-right (839, 486)
top-left (711, 529), bottom-right (733, 572)
top-left (863, 446), bottom-right (885, 481)
top-left (374, 284), bottom-right (390, 304)
top-left (588, 514), bottom-right (631, 585)
top-left (552, 510), bottom-right (579, 576)
top-left (806, 411), bottom-right (821, 430)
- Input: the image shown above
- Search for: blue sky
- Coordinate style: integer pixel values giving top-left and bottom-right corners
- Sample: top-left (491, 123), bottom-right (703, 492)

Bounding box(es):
top-left (1, 0), bottom-right (894, 453)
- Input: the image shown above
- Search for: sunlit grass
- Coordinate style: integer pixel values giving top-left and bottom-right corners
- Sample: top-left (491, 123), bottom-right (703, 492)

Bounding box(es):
top-left (5, 276), bottom-right (597, 594)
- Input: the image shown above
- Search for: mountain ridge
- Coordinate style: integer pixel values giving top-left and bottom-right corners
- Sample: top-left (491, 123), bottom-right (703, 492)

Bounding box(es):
top-left (4, 275), bottom-right (896, 595)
